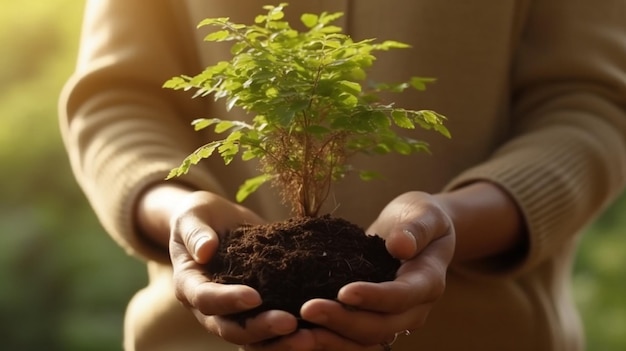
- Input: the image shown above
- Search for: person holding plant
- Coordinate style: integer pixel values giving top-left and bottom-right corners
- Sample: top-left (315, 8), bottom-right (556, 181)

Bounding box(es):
top-left (59, 1), bottom-right (626, 351)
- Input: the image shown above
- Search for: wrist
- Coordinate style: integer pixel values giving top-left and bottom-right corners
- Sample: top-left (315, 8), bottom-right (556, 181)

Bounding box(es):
top-left (436, 181), bottom-right (526, 263)
top-left (136, 182), bottom-right (196, 250)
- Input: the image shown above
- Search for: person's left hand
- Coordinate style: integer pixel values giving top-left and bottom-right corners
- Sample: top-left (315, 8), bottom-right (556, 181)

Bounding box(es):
top-left (241, 191), bottom-right (455, 350)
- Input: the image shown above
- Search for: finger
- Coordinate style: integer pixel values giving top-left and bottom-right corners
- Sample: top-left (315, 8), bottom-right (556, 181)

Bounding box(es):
top-left (170, 225), bottom-right (259, 315)
top-left (246, 327), bottom-right (385, 351)
top-left (177, 269), bottom-right (262, 315)
top-left (300, 299), bottom-right (399, 345)
top-left (384, 201), bottom-right (452, 260)
top-left (204, 310), bottom-right (298, 345)
top-left (304, 327), bottom-right (389, 351)
top-left (302, 295), bottom-right (434, 343)
top-left (384, 228), bottom-right (417, 260)
top-left (337, 280), bottom-right (416, 313)
top-left (395, 230), bottom-right (454, 279)
top-left (170, 236), bottom-right (262, 315)
top-left (338, 235), bottom-right (453, 312)
top-left (244, 328), bottom-right (315, 351)
top-left (170, 212), bottom-right (220, 264)
top-left (242, 310), bottom-right (299, 338)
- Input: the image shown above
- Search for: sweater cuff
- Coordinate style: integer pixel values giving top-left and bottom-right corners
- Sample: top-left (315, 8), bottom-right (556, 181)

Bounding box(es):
top-left (443, 129), bottom-right (598, 277)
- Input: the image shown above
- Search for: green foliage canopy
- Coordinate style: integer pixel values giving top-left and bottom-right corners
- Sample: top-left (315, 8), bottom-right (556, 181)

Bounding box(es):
top-left (165, 3), bottom-right (449, 216)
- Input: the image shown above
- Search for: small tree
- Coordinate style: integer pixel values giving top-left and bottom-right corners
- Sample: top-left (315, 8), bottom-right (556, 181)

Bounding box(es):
top-left (165, 3), bottom-right (449, 217)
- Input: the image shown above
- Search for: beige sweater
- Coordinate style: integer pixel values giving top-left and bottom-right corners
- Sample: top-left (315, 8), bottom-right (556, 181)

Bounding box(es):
top-left (59, 0), bottom-right (626, 350)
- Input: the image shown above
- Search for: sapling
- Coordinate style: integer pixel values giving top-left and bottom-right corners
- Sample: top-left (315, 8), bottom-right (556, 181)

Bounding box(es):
top-left (165, 3), bottom-right (449, 216)
top-left (164, 3), bottom-right (449, 325)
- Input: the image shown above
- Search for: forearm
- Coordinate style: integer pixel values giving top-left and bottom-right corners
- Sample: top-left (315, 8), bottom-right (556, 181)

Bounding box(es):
top-left (436, 181), bottom-right (526, 263)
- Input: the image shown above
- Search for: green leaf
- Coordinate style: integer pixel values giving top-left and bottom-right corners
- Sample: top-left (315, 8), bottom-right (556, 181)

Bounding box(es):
top-left (319, 25), bottom-right (342, 34)
top-left (230, 41), bottom-right (248, 55)
top-left (390, 82), bottom-right (410, 93)
top-left (165, 167), bottom-right (182, 180)
top-left (318, 11), bottom-right (343, 25)
top-left (241, 149), bottom-right (259, 161)
top-left (204, 30), bottom-right (230, 42)
top-left (323, 39), bottom-right (342, 49)
top-left (192, 118), bottom-right (220, 131)
top-left (214, 120), bottom-right (235, 133)
top-left (197, 143), bottom-right (220, 158)
top-left (162, 76), bottom-right (188, 89)
top-left (348, 67), bottom-right (366, 80)
top-left (265, 87), bottom-right (279, 98)
top-left (339, 92), bottom-right (358, 107)
top-left (281, 29), bottom-right (299, 39)
top-left (375, 40), bottom-right (411, 50)
top-left (391, 110), bottom-right (415, 129)
top-left (197, 17), bottom-right (230, 28)
top-left (166, 141), bottom-right (221, 179)
top-left (423, 110), bottom-right (441, 123)
top-left (368, 110), bottom-right (391, 129)
top-left (373, 142), bottom-right (392, 154)
top-left (218, 139), bottom-right (240, 165)
top-left (393, 140), bottom-right (413, 155)
top-left (359, 170), bottom-right (382, 181)
top-left (269, 10), bottom-right (285, 21)
top-left (408, 139), bottom-right (431, 152)
top-left (301, 13), bottom-right (318, 28)
top-left (435, 124), bottom-right (451, 138)
top-left (337, 80), bottom-right (362, 95)
top-left (236, 174), bottom-right (273, 202)
top-left (225, 130), bottom-right (243, 142)
top-left (409, 77), bottom-right (436, 91)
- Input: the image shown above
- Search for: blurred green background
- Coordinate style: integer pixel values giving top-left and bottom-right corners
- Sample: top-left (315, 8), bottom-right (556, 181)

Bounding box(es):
top-left (1, 1), bottom-right (624, 350)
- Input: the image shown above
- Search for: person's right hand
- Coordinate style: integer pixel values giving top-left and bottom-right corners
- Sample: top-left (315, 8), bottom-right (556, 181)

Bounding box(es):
top-left (168, 190), bottom-right (300, 345)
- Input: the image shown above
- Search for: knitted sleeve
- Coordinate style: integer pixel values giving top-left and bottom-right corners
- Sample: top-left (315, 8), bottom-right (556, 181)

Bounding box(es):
top-left (446, 0), bottom-right (626, 275)
top-left (59, 0), bottom-right (223, 262)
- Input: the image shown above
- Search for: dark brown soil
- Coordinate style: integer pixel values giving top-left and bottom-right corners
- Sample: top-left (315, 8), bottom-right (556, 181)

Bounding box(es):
top-left (208, 215), bottom-right (401, 327)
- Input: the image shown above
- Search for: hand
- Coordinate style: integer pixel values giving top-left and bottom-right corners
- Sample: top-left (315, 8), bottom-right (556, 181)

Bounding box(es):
top-left (168, 190), bottom-right (300, 345)
top-left (289, 191), bottom-right (455, 350)
top-left (279, 180), bottom-right (524, 350)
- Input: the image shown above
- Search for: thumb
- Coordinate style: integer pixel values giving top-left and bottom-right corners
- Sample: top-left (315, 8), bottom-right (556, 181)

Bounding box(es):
top-left (374, 192), bottom-right (452, 260)
top-left (386, 226), bottom-right (419, 260)
top-left (187, 227), bottom-right (219, 264)
top-left (170, 215), bottom-right (220, 265)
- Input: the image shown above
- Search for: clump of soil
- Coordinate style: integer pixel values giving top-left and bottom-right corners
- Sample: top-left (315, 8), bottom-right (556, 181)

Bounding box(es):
top-left (208, 215), bottom-right (401, 327)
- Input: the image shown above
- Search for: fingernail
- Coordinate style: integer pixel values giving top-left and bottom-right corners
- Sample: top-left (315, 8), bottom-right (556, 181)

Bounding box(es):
top-left (402, 228), bottom-right (418, 253)
top-left (192, 236), bottom-right (210, 262)
top-left (307, 312), bottom-right (328, 324)
top-left (235, 299), bottom-right (257, 310)
top-left (403, 228), bottom-right (417, 244)
top-left (338, 288), bottom-right (363, 306)
top-left (236, 292), bottom-right (261, 309)
top-left (272, 318), bottom-right (297, 335)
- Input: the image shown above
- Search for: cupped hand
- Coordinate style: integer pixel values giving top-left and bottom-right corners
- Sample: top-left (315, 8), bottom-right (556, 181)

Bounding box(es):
top-left (292, 191), bottom-right (456, 350)
top-left (168, 191), bottom-right (299, 345)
